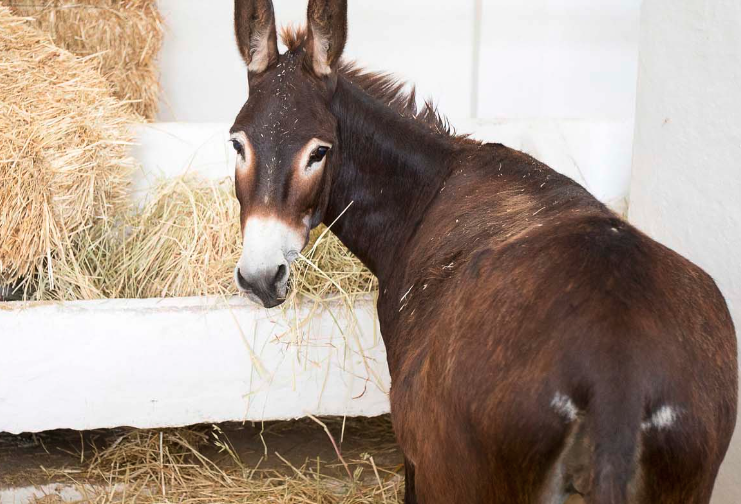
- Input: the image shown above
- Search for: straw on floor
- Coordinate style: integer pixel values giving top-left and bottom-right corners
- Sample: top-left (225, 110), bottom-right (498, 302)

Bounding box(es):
top-left (47, 418), bottom-right (404, 503)
top-left (0, 5), bottom-right (136, 299)
top-left (6, 0), bottom-right (163, 120)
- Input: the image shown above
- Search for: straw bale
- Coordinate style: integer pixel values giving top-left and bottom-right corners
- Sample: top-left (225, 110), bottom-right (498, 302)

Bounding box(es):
top-left (6, 0), bottom-right (163, 120)
top-left (0, 5), bottom-right (135, 298)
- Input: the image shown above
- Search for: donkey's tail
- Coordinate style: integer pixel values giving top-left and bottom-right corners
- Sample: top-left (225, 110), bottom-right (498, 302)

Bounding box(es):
top-left (587, 376), bottom-right (644, 504)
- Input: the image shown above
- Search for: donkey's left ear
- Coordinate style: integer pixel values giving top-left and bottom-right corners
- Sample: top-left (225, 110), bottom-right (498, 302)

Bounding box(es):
top-left (305, 0), bottom-right (347, 77)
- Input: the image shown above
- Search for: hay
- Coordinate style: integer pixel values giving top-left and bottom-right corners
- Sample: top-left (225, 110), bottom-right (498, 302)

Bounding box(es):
top-left (29, 175), bottom-right (376, 302)
top-left (6, 0), bottom-right (163, 120)
top-left (104, 176), bottom-right (243, 299)
top-left (58, 419), bottom-right (403, 503)
top-left (109, 176), bottom-right (376, 301)
top-left (0, 5), bottom-right (135, 299)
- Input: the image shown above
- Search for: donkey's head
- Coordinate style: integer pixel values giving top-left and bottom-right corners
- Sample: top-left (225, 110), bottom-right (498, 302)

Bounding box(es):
top-left (230, 0), bottom-right (347, 307)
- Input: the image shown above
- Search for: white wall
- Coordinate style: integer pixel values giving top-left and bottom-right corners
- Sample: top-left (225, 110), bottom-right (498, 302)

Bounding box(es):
top-left (154, 1), bottom-right (640, 207)
top-left (157, 0), bottom-right (640, 123)
top-left (629, 0), bottom-right (741, 501)
top-left (156, 0), bottom-right (475, 122)
top-left (156, 0), bottom-right (248, 123)
top-left (477, 0), bottom-right (641, 120)
top-left (0, 297), bottom-right (390, 433)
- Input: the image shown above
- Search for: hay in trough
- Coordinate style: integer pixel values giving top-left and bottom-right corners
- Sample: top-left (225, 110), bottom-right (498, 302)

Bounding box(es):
top-left (102, 175), bottom-right (376, 301)
top-left (0, 5), bottom-right (135, 299)
top-left (103, 176), bottom-right (242, 299)
top-left (29, 175), bottom-right (375, 302)
top-left (6, 0), bottom-right (163, 120)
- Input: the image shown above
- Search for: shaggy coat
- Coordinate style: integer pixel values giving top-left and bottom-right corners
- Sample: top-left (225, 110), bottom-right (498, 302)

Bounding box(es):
top-left (230, 1), bottom-right (738, 502)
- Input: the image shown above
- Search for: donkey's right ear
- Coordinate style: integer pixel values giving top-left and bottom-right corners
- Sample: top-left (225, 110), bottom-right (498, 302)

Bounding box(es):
top-left (234, 0), bottom-right (279, 75)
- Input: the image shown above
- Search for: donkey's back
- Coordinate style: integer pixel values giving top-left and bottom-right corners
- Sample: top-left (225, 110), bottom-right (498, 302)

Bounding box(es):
top-left (381, 142), bottom-right (738, 503)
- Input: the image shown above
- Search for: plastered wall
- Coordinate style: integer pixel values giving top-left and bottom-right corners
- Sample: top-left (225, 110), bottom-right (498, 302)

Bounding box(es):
top-left (156, 0), bottom-right (640, 123)
top-left (629, 0), bottom-right (741, 500)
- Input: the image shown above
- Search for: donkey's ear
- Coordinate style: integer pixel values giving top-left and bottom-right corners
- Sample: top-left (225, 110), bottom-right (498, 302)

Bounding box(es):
top-left (234, 0), bottom-right (279, 75)
top-left (305, 0), bottom-right (347, 77)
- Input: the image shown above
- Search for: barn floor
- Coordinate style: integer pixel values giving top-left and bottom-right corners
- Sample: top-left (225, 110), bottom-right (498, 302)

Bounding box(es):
top-left (0, 416), bottom-right (404, 503)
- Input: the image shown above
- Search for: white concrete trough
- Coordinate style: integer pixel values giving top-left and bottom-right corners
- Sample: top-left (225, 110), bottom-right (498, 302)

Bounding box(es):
top-left (0, 296), bottom-right (389, 434)
top-left (0, 119), bottom-right (633, 434)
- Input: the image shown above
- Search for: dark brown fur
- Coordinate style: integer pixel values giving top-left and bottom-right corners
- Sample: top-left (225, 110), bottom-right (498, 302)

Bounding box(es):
top-left (230, 2), bottom-right (738, 502)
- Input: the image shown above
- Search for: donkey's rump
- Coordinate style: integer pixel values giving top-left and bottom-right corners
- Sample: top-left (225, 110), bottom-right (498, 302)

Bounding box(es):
top-left (389, 173), bottom-right (737, 502)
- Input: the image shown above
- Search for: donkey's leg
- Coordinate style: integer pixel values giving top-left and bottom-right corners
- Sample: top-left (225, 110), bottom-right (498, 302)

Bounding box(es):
top-left (634, 413), bottom-right (731, 504)
top-left (403, 457), bottom-right (418, 504)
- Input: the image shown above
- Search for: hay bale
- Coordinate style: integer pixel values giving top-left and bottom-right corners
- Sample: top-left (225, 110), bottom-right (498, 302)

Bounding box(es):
top-left (6, 0), bottom-right (163, 120)
top-left (0, 5), bottom-right (135, 299)
top-left (101, 176), bottom-right (376, 301)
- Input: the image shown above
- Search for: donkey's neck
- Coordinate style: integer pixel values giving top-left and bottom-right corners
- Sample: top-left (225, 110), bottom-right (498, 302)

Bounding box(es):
top-left (323, 76), bottom-right (455, 284)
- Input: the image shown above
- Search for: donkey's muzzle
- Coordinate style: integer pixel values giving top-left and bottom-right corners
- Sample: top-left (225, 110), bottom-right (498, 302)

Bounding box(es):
top-left (235, 263), bottom-right (288, 308)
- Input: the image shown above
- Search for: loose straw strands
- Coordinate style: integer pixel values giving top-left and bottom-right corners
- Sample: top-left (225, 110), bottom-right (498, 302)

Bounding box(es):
top-left (57, 419), bottom-right (404, 503)
top-left (25, 175), bottom-right (377, 302)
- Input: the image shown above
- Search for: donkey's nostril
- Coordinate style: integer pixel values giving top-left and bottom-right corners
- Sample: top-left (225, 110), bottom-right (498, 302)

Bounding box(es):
top-left (274, 264), bottom-right (288, 285)
top-left (236, 268), bottom-right (251, 291)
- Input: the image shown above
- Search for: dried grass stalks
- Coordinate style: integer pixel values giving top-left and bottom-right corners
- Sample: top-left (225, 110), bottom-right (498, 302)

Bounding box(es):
top-left (6, 0), bottom-right (163, 120)
top-left (117, 176), bottom-right (376, 300)
top-left (80, 425), bottom-right (403, 503)
top-left (0, 6), bottom-right (135, 299)
top-left (35, 175), bottom-right (376, 301)
top-left (105, 177), bottom-right (243, 299)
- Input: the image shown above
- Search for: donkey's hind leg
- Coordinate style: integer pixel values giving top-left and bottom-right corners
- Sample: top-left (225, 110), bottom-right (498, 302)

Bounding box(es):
top-left (635, 418), bottom-right (729, 504)
top-left (404, 457), bottom-right (418, 504)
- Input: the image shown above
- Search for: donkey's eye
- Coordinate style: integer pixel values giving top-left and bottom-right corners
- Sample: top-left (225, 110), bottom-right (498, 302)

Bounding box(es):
top-left (230, 139), bottom-right (244, 157)
top-left (308, 146), bottom-right (330, 166)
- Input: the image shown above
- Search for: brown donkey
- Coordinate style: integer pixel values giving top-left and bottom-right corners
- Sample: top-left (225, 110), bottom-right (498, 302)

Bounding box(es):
top-left (229, 1), bottom-right (738, 502)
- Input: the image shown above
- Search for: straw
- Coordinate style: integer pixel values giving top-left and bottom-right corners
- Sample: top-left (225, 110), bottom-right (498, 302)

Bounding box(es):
top-left (0, 5), bottom-right (136, 299)
top-left (7, 0), bottom-right (164, 120)
top-left (33, 175), bottom-right (377, 302)
top-left (65, 418), bottom-right (404, 503)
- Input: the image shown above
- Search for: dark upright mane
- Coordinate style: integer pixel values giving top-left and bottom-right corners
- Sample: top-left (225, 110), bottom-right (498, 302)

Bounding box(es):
top-left (280, 25), bottom-right (465, 139)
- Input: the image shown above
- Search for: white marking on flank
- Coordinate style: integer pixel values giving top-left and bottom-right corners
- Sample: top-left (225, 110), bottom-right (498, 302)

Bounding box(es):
top-left (551, 392), bottom-right (578, 422)
top-left (642, 406), bottom-right (678, 431)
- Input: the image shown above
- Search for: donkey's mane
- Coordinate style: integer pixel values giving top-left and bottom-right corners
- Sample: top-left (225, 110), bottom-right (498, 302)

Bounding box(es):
top-left (281, 25), bottom-right (460, 138)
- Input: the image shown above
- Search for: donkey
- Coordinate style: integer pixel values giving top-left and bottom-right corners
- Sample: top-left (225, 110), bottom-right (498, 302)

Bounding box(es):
top-left (229, 1), bottom-right (738, 502)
